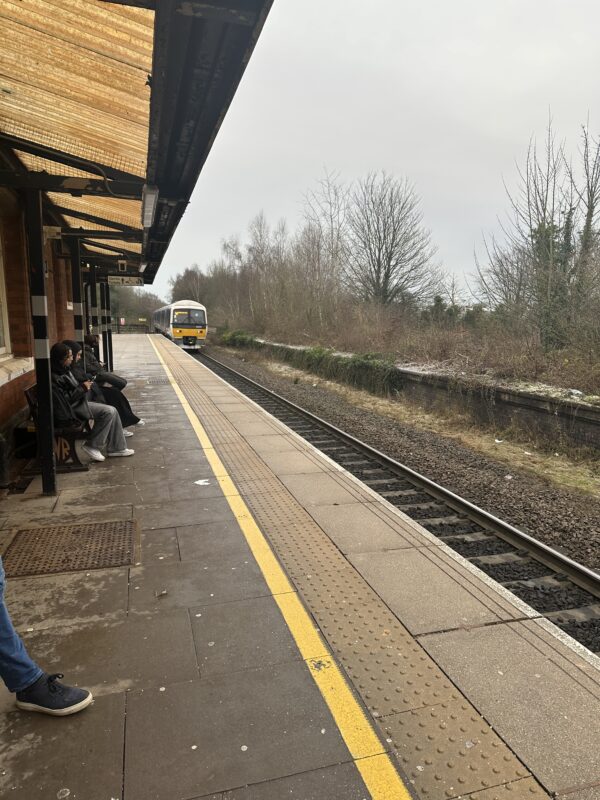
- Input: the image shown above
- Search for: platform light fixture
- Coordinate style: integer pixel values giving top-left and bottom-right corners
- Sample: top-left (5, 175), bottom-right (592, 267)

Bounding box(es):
top-left (141, 184), bottom-right (159, 229)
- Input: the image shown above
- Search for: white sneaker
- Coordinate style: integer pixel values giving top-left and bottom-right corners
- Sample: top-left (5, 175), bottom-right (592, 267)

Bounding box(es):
top-left (107, 448), bottom-right (135, 457)
top-left (124, 430), bottom-right (134, 437)
top-left (82, 443), bottom-right (105, 462)
top-left (136, 419), bottom-right (146, 426)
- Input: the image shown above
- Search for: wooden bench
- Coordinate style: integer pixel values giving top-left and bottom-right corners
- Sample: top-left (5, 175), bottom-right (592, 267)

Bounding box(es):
top-left (25, 385), bottom-right (91, 471)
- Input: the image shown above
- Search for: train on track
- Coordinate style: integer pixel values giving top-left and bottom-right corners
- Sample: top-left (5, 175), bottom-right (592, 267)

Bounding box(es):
top-left (152, 300), bottom-right (208, 350)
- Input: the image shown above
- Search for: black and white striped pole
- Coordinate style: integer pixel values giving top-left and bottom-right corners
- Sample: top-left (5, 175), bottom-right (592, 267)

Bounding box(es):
top-left (83, 279), bottom-right (91, 335)
top-left (69, 238), bottom-right (84, 350)
top-left (89, 264), bottom-right (99, 333)
top-left (25, 190), bottom-right (56, 495)
top-left (89, 264), bottom-right (100, 361)
top-left (106, 282), bottom-right (114, 371)
top-left (100, 281), bottom-right (109, 367)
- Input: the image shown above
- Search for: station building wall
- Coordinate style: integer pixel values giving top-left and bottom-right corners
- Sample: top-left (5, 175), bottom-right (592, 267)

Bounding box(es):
top-left (0, 188), bottom-right (75, 437)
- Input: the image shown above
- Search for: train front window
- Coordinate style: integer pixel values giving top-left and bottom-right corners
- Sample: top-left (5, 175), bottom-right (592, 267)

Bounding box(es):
top-left (173, 308), bottom-right (206, 326)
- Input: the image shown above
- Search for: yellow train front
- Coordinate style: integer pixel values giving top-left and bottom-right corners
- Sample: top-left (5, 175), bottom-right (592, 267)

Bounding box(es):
top-left (152, 300), bottom-right (208, 351)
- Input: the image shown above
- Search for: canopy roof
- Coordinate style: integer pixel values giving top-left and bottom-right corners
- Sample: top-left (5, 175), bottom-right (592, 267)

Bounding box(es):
top-left (0, 0), bottom-right (273, 282)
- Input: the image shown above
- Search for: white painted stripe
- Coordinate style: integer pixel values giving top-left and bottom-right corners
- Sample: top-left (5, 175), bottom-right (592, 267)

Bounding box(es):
top-left (34, 338), bottom-right (50, 359)
top-left (31, 295), bottom-right (48, 316)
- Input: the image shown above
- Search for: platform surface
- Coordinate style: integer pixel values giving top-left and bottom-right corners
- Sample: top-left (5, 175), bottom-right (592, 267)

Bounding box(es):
top-left (0, 334), bottom-right (599, 800)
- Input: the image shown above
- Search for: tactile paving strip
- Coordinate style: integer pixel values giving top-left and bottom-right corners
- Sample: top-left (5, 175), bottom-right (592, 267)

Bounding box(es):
top-left (381, 699), bottom-right (530, 797)
top-left (155, 339), bottom-right (548, 797)
top-left (466, 778), bottom-right (547, 799)
top-left (3, 520), bottom-right (138, 577)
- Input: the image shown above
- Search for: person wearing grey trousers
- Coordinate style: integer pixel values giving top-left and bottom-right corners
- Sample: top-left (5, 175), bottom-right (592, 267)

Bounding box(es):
top-left (85, 402), bottom-right (127, 457)
top-left (50, 343), bottom-right (134, 463)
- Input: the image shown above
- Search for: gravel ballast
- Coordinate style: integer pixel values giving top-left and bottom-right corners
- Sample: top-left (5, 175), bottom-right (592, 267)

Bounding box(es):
top-left (208, 346), bottom-right (600, 572)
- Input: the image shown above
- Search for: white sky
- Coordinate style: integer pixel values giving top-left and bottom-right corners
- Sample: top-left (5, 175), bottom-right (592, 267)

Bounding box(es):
top-left (149, 0), bottom-right (600, 300)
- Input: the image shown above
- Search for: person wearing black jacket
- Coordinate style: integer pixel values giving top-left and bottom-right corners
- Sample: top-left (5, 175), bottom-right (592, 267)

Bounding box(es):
top-left (64, 341), bottom-right (140, 431)
top-left (83, 334), bottom-right (127, 390)
top-left (50, 343), bottom-right (133, 462)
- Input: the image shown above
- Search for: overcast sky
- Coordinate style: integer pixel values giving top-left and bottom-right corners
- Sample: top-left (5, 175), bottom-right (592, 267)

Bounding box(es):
top-left (150, 0), bottom-right (600, 301)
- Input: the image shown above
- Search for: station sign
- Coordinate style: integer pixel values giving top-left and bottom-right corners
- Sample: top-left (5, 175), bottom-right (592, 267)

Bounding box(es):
top-left (108, 276), bottom-right (144, 286)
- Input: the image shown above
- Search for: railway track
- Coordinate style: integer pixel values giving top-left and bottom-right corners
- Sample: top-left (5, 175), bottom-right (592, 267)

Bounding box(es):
top-left (195, 351), bottom-right (600, 655)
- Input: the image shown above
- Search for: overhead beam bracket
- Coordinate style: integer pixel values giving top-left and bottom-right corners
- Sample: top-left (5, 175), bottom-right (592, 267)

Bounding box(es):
top-left (0, 132), bottom-right (144, 183)
top-left (0, 171), bottom-right (144, 199)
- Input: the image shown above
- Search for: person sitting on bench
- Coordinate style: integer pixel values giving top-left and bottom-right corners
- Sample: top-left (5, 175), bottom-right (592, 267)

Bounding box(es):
top-left (50, 343), bottom-right (134, 463)
top-left (64, 340), bottom-right (141, 434)
top-left (83, 334), bottom-right (127, 390)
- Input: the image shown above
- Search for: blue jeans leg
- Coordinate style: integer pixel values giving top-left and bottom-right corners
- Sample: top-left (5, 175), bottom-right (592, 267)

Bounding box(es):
top-left (0, 557), bottom-right (43, 693)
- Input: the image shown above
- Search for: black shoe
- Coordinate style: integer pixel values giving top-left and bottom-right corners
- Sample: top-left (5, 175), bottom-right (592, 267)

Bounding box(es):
top-left (15, 673), bottom-right (93, 716)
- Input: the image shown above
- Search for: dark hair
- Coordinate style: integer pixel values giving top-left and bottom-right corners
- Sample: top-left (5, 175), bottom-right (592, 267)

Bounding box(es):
top-left (50, 342), bottom-right (71, 374)
top-left (63, 339), bottom-right (81, 357)
top-left (84, 334), bottom-right (97, 347)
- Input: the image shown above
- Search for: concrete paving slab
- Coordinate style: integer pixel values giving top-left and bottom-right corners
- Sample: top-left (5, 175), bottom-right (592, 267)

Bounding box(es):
top-left (0, 692), bottom-right (125, 799)
top-left (467, 778), bottom-right (549, 798)
top-left (0, 492), bottom-right (58, 513)
top-left (279, 472), bottom-right (370, 507)
top-left (124, 662), bottom-right (352, 800)
top-left (5, 504), bottom-right (135, 529)
top-left (177, 522), bottom-right (254, 562)
top-left (57, 481), bottom-right (171, 508)
top-left (140, 527), bottom-right (181, 562)
top-left (245, 434), bottom-right (302, 455)
top-left (307, 502), bottom-right (420, 553)
top-left (190, 595), bottom-right (300, 676)
top-left (214, 401), bottom-right (256, 412)
top-left (5, 567), bottom-right (129, 630)
top-left (21, 608), bottom-right (198, 695)
top-left (219, 762), bottom-right (371, 799)
top-left (258, 449), bottom-right (334, 475)
top-left (349, 548), bottom-right (522, 635)
top-left (50, 466), bottom-right (136, 488)
top-left (220, 411), bottom-right (264, 424)
top-left (135, 495), bottom-right (234, 529)
top-left (420, 621), bottom-right (600, 794)
top-left (163, 449), bottom-right (211, 466)
top-left (168, 478), bottom-right (228, 502)
top-left (154, 436), bottom-right (200, 452)
top-left (133, 463), bottom-right (218, 485)
top-left (129, 556), bottom-right (270, 614)
top-left (556, 790), bottom-right (600, 800)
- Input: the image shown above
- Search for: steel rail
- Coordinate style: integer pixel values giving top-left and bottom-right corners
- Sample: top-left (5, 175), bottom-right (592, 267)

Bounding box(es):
top-left (197, 351), bottom-right (600, 600)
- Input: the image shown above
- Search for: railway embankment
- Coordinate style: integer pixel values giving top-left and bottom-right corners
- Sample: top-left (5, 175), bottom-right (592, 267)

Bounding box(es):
top-left (219, 332), bottom-right (600, 454)
top-left (207, 343), bottom-right (600, 571)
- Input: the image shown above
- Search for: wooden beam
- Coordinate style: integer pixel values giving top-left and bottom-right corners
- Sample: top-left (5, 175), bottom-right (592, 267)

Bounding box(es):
top-left (49, 205), bottom-right (139, 233)
top-left (0, 132), bottom-right (145, 183)
top-left (0, 171), bottom-right (143, 199)
top-left (61, 229), bottom-right (143, 241)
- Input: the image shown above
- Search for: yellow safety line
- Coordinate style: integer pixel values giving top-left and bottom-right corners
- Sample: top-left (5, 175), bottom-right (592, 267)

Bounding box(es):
top-left (148, 336), bottom-right (413, 800)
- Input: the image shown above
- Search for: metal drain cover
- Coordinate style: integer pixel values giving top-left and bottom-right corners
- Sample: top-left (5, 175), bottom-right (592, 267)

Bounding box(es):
top-left (3, 520), bottom-right (139, 577)
top-left (147, 377), bottom-right (171, 385)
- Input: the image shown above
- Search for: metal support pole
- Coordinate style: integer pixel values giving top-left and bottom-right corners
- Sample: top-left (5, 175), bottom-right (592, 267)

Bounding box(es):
top-left (83, 282), bottom-right (92, 335)
top-left (100, 281), bottom-right (109, 368)
top-left (106, 283), bottom-right (114, 371)
top-left (25, 190), bottom-right (56, 495)
top-left (89, 265), bottom-right (100, 360)
top-left (89, 265), bottom-right (98, 333)
top-left (69, 239), bottom-right (84, 356)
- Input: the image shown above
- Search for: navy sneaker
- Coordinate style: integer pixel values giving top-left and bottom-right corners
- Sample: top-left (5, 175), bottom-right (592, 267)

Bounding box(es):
top-left (15, 673), bottom-right (93, 716)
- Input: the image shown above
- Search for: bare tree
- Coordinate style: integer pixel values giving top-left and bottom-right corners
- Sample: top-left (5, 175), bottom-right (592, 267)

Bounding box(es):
top-left (169, 264), bottom-right (207, 303)
top-left (297, 171), bottom-right (349, 328)
top-left (344, 172), bottom-right (438, 305)
top-left (477, 121), bottom-right (600, 349)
